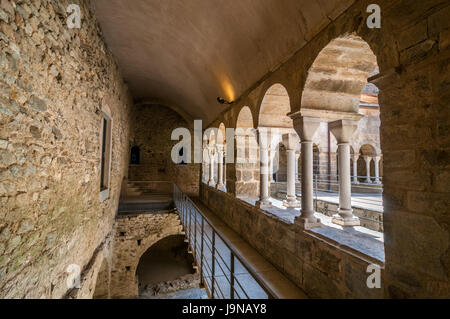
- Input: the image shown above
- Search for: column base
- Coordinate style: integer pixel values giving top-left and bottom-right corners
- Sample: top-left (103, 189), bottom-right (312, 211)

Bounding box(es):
top-left (208, 181), bottom-right (216, 187)
top-left (332, 215), bottom-right (360, 227)
top-left (256, 199), bottom-right (272, 210)
top-left (216, 183), bottom-right (225, 191)
top-left (294, 215), bottom-right (322, 230)
top-left (283, 198), bottom-right (301, 208)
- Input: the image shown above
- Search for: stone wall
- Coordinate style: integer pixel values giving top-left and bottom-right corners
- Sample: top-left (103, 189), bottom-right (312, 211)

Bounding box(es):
top-left (200, 184), bottom-right (384, 298)
top-left (109, 212), bottom-right (183, 298)
top-left (0, 0), bottom-right (133, 298)
top-left (128, 104), bottom-right (200, 196)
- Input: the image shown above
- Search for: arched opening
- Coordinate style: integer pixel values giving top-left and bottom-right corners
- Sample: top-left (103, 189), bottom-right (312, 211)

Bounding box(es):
top-left (93, 258), bottom-right (110, 299)
top-left (302, 34), bottom-right (378, 113)
top-left (358, 144), bottom-right (377, 183)
top-left (258, 84), bottom-right (293, 128)
top-left (258, 84), bottom-right (297, 207)
top-left (298, 33), bottom-right (384, 236)
top-left (235, 106), bottom-right (259, 198)
top-left (136, 235), bottom-right (200, 298)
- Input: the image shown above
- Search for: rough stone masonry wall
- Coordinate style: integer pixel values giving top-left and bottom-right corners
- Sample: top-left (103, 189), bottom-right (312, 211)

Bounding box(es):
top-left (109, 212), bottom-right (183, 298)
top-left (128, 104), bottom-right (200, 197)
top-left (0, 0), bottom-right (133, 298)
top-left (205, 0), bottom-right (450, 298)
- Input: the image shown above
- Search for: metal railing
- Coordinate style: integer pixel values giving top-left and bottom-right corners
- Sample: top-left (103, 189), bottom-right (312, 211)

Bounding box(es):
top-left (173, 185), bottom-right (274, 299)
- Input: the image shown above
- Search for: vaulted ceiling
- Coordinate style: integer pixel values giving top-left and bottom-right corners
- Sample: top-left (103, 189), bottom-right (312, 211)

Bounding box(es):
top-left (93, 0), bottom-right (355, 124)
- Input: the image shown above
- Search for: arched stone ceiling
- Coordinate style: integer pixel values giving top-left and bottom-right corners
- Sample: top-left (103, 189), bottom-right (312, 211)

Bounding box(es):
top-left (93, 0), bottom-right (356, 123)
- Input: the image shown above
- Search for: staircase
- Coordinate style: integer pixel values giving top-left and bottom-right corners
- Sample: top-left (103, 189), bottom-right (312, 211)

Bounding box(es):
top-left (118, 181), bottom-right (174, 214)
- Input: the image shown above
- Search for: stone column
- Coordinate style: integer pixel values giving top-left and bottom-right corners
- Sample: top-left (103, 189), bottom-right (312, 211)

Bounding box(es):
top-left (292, 116), bottom-right (322, 229)
top-left (352, 154), bottom-right (359, 184)
top-left (282, 133), bottom-right (301, 208)
top-left (330, 120), bottom-right (360, 227)
top-left (295, 152), bottom-right (300, 183)
top-left (364, 156), bottom-right (372, 184)
top-left (216, 144), bottom-right (225, 190)
top-left (256, 128), bottom-right (272, 209)
top-left (223, 150), bottom-right (227, 187)
top-left (208, 146), bottom-right (216, 187)
top-left (269, 148), bottom-right (275, 183)
top-left (373, 155), bottom-right (382, 184)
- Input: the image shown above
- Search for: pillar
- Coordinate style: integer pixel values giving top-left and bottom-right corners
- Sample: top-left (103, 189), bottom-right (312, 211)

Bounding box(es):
top-left (292, 116), bottom-right (322, 229)
top-left (256, 128), bottom-right (272, 209)
top-left (330, 120), bottom-right (360, 227)
top-left (373, 155), bottom-right (382, 184)
top-left (216, 144), bottom-right (225, 190)
top-left (352, 154), bottom-right (359, 184)
top-left (282, 133), bottom-right (301, 208)
top-left (208, 146), bottom-right (216, 187)
top-left (295, 152), bottom-right (300, 183)
top-left (364, 156), bottom-right (372, 184)
top-left (269, 148), bottom-right (275, 183)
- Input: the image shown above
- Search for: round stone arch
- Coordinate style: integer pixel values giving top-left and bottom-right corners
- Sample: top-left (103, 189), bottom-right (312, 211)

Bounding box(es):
top-left (131, 229), bottom-right (184, 285)
top-left (299, 33), bottom-right (378, 114)
top-left (291, 9), bottom-right (398, 114)
top-left (257, 83), bottom-right (294, 128)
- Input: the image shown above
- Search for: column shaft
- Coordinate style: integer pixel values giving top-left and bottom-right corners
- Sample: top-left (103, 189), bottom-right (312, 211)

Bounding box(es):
top-left (364, 156), bottom-right (372, 183)
top-left (283, 149), bottom-right (300, 208)
top-left (216, 150), bottom-right (224, 189)
top-left (208, 150), bottom-right (215, 187)
top-left (256, 130), bottom-right (272, 209)
top-left (301, 141), bottom-right (314, 217)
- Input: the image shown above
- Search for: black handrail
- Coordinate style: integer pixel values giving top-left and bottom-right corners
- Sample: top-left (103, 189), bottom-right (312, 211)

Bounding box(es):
top-left (174, 184), bottom-right (275, 299)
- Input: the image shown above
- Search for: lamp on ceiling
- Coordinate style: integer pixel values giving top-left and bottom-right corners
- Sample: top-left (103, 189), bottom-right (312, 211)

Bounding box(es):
top-left (217, 97), bottom-right (234, 105)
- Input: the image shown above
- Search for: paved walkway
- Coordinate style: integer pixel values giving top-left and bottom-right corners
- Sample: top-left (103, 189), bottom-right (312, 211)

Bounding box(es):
top-left (186, 199), bottom-right (309, 299)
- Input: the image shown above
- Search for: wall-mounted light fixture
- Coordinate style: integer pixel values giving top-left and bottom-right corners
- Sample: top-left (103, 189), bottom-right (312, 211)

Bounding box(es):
top-left (217, 97), bottom-right (234, 105)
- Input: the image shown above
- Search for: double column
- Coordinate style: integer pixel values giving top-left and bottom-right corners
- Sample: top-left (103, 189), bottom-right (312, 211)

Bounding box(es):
top-left (282, 133), bottom-right (301, 208)
top-left (329, 120), bottom-right (360, 226)
top-left (292, 116), bottom-right (322, 229)
top-left (256, 128), bottom-right (272, 209)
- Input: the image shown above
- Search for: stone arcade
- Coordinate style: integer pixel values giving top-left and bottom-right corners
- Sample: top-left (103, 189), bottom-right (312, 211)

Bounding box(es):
top-left (0, 0), bottom-right (449, 299)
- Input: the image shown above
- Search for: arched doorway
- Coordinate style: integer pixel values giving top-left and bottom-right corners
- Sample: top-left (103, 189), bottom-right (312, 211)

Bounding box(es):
top-left (136, 235), bottom-right (198, 298)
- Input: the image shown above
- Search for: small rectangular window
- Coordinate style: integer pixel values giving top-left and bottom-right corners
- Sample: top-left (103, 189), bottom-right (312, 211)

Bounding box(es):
top-left (100, 113), bottom-right (112, 192)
